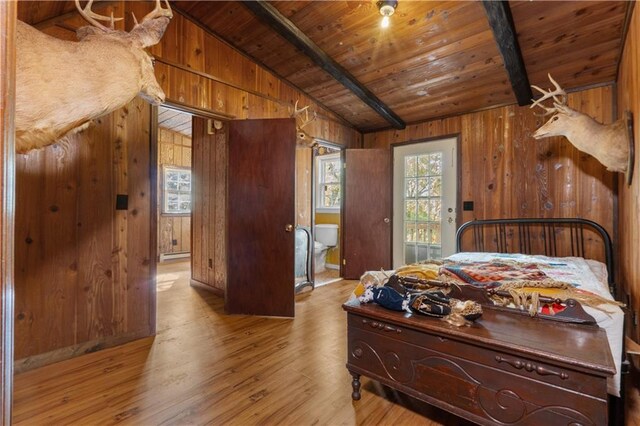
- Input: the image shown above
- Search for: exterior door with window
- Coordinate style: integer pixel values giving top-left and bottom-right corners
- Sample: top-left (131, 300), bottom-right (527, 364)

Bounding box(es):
top-left (392, 137), bottom-right (458, 267)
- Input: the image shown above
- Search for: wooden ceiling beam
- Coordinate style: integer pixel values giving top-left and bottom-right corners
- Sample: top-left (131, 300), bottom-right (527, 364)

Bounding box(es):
top-left (241, 0), bottom-right (406, 130)
top-left (482, 0), bottom-right (532, 106)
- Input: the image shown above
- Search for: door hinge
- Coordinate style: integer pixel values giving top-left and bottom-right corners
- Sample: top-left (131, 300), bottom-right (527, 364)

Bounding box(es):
top-left (342, 258), bottom-right (346, 265)
top-left (343, 163), bottom-right (346, 169)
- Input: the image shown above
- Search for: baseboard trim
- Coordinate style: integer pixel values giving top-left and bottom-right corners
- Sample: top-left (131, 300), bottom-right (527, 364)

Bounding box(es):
top-left (326, 263), bottom-right (340, 270)
top-left (15, 329), bottom-right (153, 373)
top-left (159, 252), bottom-right (190, 262)
top-left (190, 278), bottom-right (224, 296)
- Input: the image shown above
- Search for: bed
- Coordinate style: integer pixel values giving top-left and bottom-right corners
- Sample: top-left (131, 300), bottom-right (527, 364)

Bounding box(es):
top-left (345, 219), bottom-right (624, 424)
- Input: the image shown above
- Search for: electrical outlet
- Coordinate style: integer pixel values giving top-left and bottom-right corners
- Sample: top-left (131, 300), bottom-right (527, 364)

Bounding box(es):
top-left (172, 239), bottom-right (178, 246)
top-left (208, 258), bottom-right (213, 268)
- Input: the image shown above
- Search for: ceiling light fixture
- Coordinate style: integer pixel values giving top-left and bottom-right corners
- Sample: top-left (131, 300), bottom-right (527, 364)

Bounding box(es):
top-left (377, 0), bottom-right (398, 29)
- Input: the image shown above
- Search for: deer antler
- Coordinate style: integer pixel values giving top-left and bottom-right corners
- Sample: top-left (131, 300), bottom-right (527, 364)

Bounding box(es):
top-left (530, 73), bottom-right (567, 116)
top-left (291, 100), bottom-right (317, 129)
top-left (75, 0), bottom-right (123, 32)
top-left (132, 0), bottom-right (173, 29)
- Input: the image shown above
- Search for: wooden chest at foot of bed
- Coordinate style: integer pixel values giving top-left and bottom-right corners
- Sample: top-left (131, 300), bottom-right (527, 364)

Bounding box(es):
top-left (343, 300), bottom-right (616, 426)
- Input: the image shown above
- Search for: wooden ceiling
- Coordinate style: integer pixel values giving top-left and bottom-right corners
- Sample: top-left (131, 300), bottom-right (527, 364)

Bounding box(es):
top-left (158, 106), bottom-right (192, 137)
top-left (18, 1), bottom-right (631, 132)
top-left (174, 0), bottom-right (630, 132)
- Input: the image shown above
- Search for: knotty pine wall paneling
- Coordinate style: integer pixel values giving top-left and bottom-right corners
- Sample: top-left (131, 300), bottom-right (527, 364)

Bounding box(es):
top-left (0, 1), bottom-right (16, 421)
top-left (364, 86), bottom-right (615, 262)
top-left (191, 117), bottom-right (226, 295)
top-left (158, 128), bottom-right (192, 257)
top-left (617, 3), bottom-right (640, 342)
top-left (14, 97), bottom-right (154, 368)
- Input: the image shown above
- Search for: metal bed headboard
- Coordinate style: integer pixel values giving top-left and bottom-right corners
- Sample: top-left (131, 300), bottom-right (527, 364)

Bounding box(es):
top-left (455, 218), bottom-right (615, 295)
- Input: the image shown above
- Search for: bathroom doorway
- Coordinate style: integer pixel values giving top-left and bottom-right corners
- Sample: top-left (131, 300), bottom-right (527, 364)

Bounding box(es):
top-left (312, 142), bottom-right (343, 287)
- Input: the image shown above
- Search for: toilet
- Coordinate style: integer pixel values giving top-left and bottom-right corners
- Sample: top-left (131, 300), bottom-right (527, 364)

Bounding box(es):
top-left (314, 224), bottom-right (338, 273)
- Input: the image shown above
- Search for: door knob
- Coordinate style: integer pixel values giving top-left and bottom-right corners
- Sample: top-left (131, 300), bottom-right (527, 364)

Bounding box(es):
top-left (383, 218), bottom-right (390, 224)
top-left (285, 224), bottom-right (294, 232)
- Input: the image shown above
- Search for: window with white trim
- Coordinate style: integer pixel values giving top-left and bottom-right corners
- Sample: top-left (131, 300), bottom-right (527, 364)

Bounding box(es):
top-left (163, 166), bottom-right (191, 214)
top-left (316, 153), bottom-right (341, 212)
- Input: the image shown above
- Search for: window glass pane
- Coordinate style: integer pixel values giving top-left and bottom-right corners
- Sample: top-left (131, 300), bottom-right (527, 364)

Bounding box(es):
top-left (323, 159), bottom-right (340, 183)
top-left (417, 155), bottom-right (429, 177)
top-left (405, 178), bottom-right (417, 198)
top-left (405, 244), bottom-right (416, 264)
top-left (323, 183), bottom-right (341, 207)
top-left (405, 156), bottom-right (416, 177)
top-left (405, 200), bottom-right (416, 220)
top-left (428, 199), bottom-right (441, 221)
top-left (417, 178), bottom-right (428, 197)
top-left (427, 176), bottom-right (441, 197)
top-left (429, 152), bottom-right (442, 175)
top-left (405, 223), bottom-right (416, 243)
top-left (429, 223), bottom-right (442, 245)
top-left (416, 223), bottom-right (428, 243)
top-left (417, 200), bottom-right (428, 221)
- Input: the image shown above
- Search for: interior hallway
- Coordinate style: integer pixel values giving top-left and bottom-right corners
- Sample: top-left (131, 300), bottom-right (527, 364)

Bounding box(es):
top-left (12, 260), bottom-right (468, 425)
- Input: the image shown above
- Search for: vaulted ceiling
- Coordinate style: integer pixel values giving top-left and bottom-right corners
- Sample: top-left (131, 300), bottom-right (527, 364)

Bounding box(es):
top-left (173, 0), bottom-right (631, 132)
top-left (18, 1), bottom-right (632, 132)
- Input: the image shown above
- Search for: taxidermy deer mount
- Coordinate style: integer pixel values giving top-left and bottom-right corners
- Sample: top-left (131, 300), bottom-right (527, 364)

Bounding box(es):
top-left (290, 101), bottom-right (318, 147)
top-left (15, 0), bottom-right (173, 153)
top-left (530, 74), bottom-right (635, 184)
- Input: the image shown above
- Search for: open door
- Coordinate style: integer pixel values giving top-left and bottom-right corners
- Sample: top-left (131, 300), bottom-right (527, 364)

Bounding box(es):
top-left (342, 149), bottom-right (391, 279)
top-left (226, 118), bottom-right (296, 317)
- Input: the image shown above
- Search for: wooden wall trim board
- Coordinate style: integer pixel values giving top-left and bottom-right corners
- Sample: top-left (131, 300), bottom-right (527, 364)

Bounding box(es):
top-left (0, 1), bottom-right (16, 423)
top-left (616, 1), bottom-right (640, 342)
top-left (189, 279), bottom-right (224, 297)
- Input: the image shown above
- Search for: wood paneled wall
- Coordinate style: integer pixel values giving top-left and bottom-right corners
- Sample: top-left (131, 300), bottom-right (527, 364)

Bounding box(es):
top-left (138, 2), bottom-right (362, 149)
top-left (14, 97), bottom-right (154, 367)
top-left (158, 128), bottom-right (191, 257)
top-left (364, 86), bottom-right (615, 262)
top-left (617, 3), bottom-right (640, 342)
top-left (191, 117), bottom-right (226, 295)
top-left (0, 1), bottom-right (16, 422)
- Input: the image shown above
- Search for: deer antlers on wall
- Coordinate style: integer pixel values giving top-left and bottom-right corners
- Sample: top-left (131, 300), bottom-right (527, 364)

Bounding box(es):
top-left (290, 101), bottom-right (317, 147)
top-left (15, 0), bottom-right (173, 153)
top-left (530, 74), bottom-right (634, 183)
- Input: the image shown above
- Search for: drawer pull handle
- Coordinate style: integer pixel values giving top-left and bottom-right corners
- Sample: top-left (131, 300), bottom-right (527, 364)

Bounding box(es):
top-left (362, 319), bottom-right (402, 333)
top-left (495, 356), bottom-right (569, 380)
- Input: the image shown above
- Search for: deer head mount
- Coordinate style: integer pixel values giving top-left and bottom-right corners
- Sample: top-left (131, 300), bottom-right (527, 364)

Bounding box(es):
top-left (290, 101), bottom-right (317, 147)
top-left (15, 0), bottom-right (173, 153)
top-left (530, 74), bottom-right (634, 182)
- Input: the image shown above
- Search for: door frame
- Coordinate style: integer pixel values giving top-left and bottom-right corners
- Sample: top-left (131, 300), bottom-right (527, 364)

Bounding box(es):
top-left (152, 102), bottom-right (230, 323)
top-left (390, 133), bottom-right (462, 265)
top-left (1, 2), bottom-right (16, 422)
top-left (310, 139), bottom-right (344, 280)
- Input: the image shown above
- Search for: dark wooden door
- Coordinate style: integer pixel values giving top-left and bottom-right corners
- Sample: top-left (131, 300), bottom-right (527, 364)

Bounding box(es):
top-left (343, 149), bottom-right (391, 279)
top-left (226, 118), bottom-right (296, 317)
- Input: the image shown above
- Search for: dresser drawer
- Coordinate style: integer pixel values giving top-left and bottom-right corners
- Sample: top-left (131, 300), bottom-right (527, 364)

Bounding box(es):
top-left (347, 320), bottom-right (607, 425)
top-left (348, 313), bottom-right (607, 399)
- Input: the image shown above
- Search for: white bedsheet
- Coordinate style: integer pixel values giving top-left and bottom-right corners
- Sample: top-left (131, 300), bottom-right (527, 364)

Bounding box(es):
top-left (446, 252), bottom-right (623, 397)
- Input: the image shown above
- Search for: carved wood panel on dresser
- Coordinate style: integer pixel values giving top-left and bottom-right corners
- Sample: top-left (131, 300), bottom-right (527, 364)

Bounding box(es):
top-left (343, 301), bottom-right (616, 426)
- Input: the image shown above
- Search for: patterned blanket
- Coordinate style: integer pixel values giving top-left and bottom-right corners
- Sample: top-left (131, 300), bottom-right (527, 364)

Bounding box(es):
top-left (440, 261), bottom-right (552, 289)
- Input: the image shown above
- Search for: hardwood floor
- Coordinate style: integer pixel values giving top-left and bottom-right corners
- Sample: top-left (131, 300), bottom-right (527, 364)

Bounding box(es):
top-left (12, 260), bottom-right (639, 425)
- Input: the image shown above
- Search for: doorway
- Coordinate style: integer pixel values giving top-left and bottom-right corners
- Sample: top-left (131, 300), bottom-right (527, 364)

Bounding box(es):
top-left (155, 105), bottom-right (194, 313)
top-left (312, 143), bottom-right (343, 287)
top-left (392, 136), bottom-right (459, 268)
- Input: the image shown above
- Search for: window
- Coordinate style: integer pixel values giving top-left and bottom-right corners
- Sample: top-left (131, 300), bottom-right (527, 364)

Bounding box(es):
top-left (163, 166), bottom-right (191, 214)
top-left (316, 153), bottom-right (341, 212)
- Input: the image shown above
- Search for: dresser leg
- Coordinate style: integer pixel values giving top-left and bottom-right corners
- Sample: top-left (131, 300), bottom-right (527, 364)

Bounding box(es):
top-left (350, 372), bottom-right (361, 400)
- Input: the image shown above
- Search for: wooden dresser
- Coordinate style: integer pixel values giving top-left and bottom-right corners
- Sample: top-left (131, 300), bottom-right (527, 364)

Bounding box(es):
top-left (343, 300), bottom-right (616, 425)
